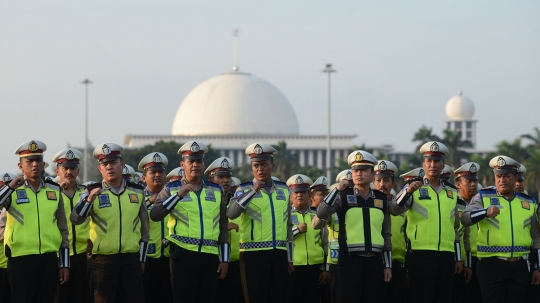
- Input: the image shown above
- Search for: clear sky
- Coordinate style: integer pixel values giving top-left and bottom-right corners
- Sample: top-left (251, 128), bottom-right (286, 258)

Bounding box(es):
top-left (1, 1), bottom-right (539, 174)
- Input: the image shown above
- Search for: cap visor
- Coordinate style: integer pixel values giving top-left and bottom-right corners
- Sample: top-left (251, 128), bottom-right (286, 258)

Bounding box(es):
top-left (145, 166), bottom-right (165, 172)
top-left (351, 165), bottom-right (372, 170)
top-left (375, 172), bottom-right (394, 178)
top-left (290, 187), bottom-right (310, 192)
top-left (493, 168), bottom-right (517, 174)
top-left (250, 156), bottom-right (272, 162)
top-left (214, 171), bottom-right (232, 176)
top-left (423, 155), bottom-right (444, 160)
top-left (182, 155), bottom-right (205, 160)
top-left (22, 155), bottom-right (43, 160)
top-left (58, 162), bottom-right (79, 168)
top-left (456, 175), bottom-right (478, 181)
top-left (99, 155), bottom-right (121, 163)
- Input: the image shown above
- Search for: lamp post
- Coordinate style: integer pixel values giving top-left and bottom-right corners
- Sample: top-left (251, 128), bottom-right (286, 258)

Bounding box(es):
top-left (81, 78), bottom-right (92, 183)
top-left (322, 64), bottom-right (336, 181)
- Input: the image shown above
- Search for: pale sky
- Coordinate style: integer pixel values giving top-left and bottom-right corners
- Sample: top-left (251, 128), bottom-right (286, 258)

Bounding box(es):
top-left (1, 1), bottom-right (539, 174)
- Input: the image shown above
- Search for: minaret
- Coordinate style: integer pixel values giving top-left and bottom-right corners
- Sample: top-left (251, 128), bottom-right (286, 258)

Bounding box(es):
top-left (445, 91), bottom-right (477, 149)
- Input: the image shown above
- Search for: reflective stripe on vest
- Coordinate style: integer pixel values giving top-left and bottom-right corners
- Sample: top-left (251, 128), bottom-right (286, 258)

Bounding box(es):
top-left (407, 186), bottom-right (457, 252)
top-left (391, 212), bottom-right (407, 263)
top-left (327, 213), bottom-right (339, 265)
top-left (229, 216), bottom-right (241, 262)
top-left (238, 182), bottom-right (290, 252)
top-left (147, 204), bottom-right (170, 258)
top-left (89, 186), bottom-right (143, 255)
top-left (168, 184), bottom-right (222, 255)
top-left (292, 211), bottom-right (325, 265)
top-left (5, 185), bottom-right (62, 257)
top-left (477, 193), bottom-right (536, 258)
top-left (62, 189), bottom-right (90, 256)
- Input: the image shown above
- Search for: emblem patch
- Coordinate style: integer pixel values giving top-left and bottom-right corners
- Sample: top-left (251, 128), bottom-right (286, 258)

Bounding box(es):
top-left (102, 144), bottom-right (111, 156)
top-left (66, 150), bottom-right (75, 160)
top-left (152, 153), bottom-right (162, 163)
top-left (378, 161), bottom-right (387, 171)
top-left (98, 194), bottom-right (112, 208)
top-left (205, 190), bottom-right (216, 202)
top-left (521, 201), bottom-right (530, 210)
top-left (419, 188), bottom-right (429, 198)
top-left (46, 191), bottom-right (57, 200)
top-left (347, 195), bottom-right (357, 205)
top-left (295, 176), bottom-right (303, 184)
top-left (253, 144), bottom-right (263, 155)
top-left (16, 190), bottom-right (29, 204)
top-left (276, 189), bottom-right (286, 201)
top-left (292, 215), bottom-right (300, 225)
top-left (469, 164), bottom-right (477, 174)
top-left (490, 198), bottom-right (502, 209)
top-left (430, 142), bottom-right (439, 152)
top-left (374, 199), bottom-right (383, 208)
top-left (497, 157), bottom-right (506, 167)
top-left (221, 158), bottom-right (229, 169)
top-left (28, 141), bottom-right (39, 152)
top-left (354, 152), bottom-right (363, 162)
top-left (446, 190), bottom-right (454, 199)
top-left (190, 142), bottom-right (200, 153)
top-left (129, 194), bottom-right (139, 203)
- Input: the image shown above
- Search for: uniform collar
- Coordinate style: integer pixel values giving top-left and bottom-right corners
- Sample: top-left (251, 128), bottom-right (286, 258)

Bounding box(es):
top-left (23, 177), bottom-right (44, 192)
top-left (292, 205), bottom-right (312, 214)
top-left (102, 179), bottom-right (126, 194)
top-left (180, 177), bottom-right (207, 188)
top-left (251, 179), bottom-right (276, 194)
top-left (423, 177), bottom-right (442, 188)
top-left (354, 187), bottom-right (375, 198)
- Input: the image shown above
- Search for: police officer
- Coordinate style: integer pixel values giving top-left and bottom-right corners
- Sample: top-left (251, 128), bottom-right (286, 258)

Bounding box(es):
top-left (205, 157), bottom-right (245, 303)
top-left (122, 164), bottom-right (136, 182)
top-left (71, 143), bottom-right (149, 303)
top-left (372, 160), bottom-right (407, 303)
top-left (52, 148), bottom-right (92, 303)
top-left (227, 143), bottom-right (294, 303)
top-left (461, 155), bottom-right (540, 302)
top-left (133, 172), bottom-right (144, 187)
top-left (287, 174), bottom-right (328, 303)
top-left (317, 151), bottom-right (392, 302)
top-left (0, 140), bottom-right (70, 303)
top-left (232, 177), bottom-right (241, 190)
top-left (516, 164), bottom-right (526, 193)
top-left (390, 141), bottom-right (464, 303)
top-left (454, 162), bottom-right (483, 303)
top-left (309, 176), bottom-right (330, 303)
top-left (0, 173), bottom-right (15, 303)
top-left (441, 164), bottom-right (455, 185)
top-left (166, 167), bottom-right (184, 182)
top-left (151, 141), bottom-right (229, 303)
top-left (138, 152), bottom-right (172, 303)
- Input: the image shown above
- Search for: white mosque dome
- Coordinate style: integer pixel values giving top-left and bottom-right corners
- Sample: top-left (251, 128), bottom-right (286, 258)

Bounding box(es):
top-left (445, 91), bottom-right (475, 120)
top-left (172, 71), bottom-right (300, 136)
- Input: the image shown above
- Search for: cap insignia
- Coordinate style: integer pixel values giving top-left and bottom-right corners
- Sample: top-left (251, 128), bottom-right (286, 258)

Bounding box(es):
top-left (322, 177), bottom-right (328, 186)
top-left (28, 141), bottom-right (39, 152)
top-left (132, 174), bottom-right (141, 183)
top-left (190, 142), bottom-right (200, 153)
top-left (469, 164), bottom-right (477, 173)
top-left (378, 161), bottom-right (387, 171)
top-left (497, 157), bottom-right (506, 167)
top-left (2, 174), bottom-right (11, 182)
top-left (152, 153), bottom-right (162, 163)
top-left (354, 152), bottom-right (363, 162)
top-left (430, 142), bottom-right (439, 152)
top-left (66, 150), bottom-right (75, 161)
top-left (221, 158), bottom-right (230, 169)
top-left (419, 169), bottom-right (426, 178)
top-left (295, 176), bottom-right (304, 184)
top-left (346, 171), bottom-right (353, 180)
top-left (254, 144), bottom-right (263, 155)
top-left (122, 166), bottom-right (129, 174)
top-left (102, 144), bottom-right (111, 156)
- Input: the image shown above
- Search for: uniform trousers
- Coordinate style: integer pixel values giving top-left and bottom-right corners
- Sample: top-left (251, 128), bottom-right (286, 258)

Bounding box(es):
top-left (88, 252), bottom-right (144, 303)
top-left (452, 264), bottom-right (466, 303)
top-left (316, 271), bottom-right (331, 303)
top-left (287, 264), bottom-right (322, 303)
top-left (408, 250), bottom-right (454, 303)
top-left (0, 268), bottom-right (11, 303)
top-left (328, 264), bottom-right (339, 303)
top-left (58, 252), bottom-right (91, 303)
top-left (525, 251), bottom-right (540, 301)
top-left (476, 257), bottom-right (529, 303)
top-left (216, 260), bottom-right (245, 303)
top-left (243, 249), bottom-right (288, 303)
top-left (143, 256), bottom-right (172, 303)
top-left (8, 252), bottom-right (58, 303)
top-left (382, 261), bottom-right (407, 303)
top-left (463, 257), bottom-right (483, 303)
top-left (338, 254), bottom-right (384, 303)
top-left (170, 244), bottom-right (219, 303)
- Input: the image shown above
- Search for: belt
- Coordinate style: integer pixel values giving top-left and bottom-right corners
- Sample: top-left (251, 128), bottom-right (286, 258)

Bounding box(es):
top-left (496, 256), bottom-right (525, 262)
top-left (360, 254), bottom-right (376, 257)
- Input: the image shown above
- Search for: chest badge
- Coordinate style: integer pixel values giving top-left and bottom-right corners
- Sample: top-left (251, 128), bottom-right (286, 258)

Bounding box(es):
top-left (446, 190), bottom-right (454, 199)
top-left (276, 189), bottom-right (286, 201)
top-left (129, 194), bottom-right (139, 203)
top-left (374, 199), bottom-right (383, 209)
top-left (205, 190), bottom-right (216, 202)
top-left (490, 198), bottom-right (502, 209)
top-left (15, 190), bottom-right (29, 204)
top-left (521, 201), bottom-right (530, 210)
top-left (46, 191), bottom-right (57, 200)
top-left (98, 194), bottom-right (112, 208)
top-left (292, 214), bottom-right (300, 225)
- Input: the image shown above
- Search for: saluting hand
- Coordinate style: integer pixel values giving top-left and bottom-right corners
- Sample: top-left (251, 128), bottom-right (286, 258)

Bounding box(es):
top-left (228, 222), bottom-right (239, 232)
top-left (336, 179), bottom-right (350, 191)
top-left (177, 184), bottom-right (195, 197)
top-left (87, 188), bottom-right (103, 203)
top-left (8, 176), bottom-right (24, 189)
top-left (297, 223), bottom-right (307, 234)
top-left (252, 180), bottom-right (265, 192)
top-left (58, 179), bottom-right (70, 190)
top-left (406, 181), bottom-right (423, 194)
top-left (487, 206), bottom-right (500, 218)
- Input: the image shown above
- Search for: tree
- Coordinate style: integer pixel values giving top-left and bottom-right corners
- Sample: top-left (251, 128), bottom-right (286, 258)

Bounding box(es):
top-left (272, 141), bottom-right (299, 181)
top-left (521, 127), bottom-right (540, 150)
top-left (439, 128), bottom-right (472, 167)
top-left (412, 126), bottom-right (440, 150)
top-left (522, 149), bottom-right (540, 201)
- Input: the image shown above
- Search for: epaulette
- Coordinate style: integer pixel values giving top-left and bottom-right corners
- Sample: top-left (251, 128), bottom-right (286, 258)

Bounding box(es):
top-left (372, 189), bottom-right (387, 200)
top-left (204, 181), bottom-right (224, 192)
top-left (457, 199), bottom-right (467, 206)
top-left (442, 181), bottom-right (457, 190)
top-left (126, 182), bottom-right (144, 190)
top-left (43, 179), bottom-right (61, 191)
top-left (167, 179), bottom-right (182, 188)
top-left (274, 180), bottom-right (289, 190)
top-left (86, 183), bottom-right (103, 192)
top-left (238, 181), bottom-right (254, 191)
top-left (516, 192), bottom-right (536, 204)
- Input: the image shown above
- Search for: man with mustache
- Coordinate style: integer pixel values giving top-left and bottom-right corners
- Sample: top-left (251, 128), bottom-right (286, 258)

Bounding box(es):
top-left (71, 142), bottom-right (149, 303)
top-left (151, 141), bottom-right (229, 303)
top-left (53, 148), bottom-right (91, 303)
top-left (0, 140), bottom-right (70, 303)
top-left (139, 152), bottom-right (172, 303)
top-left (461, 155), bottom-right (540, 302)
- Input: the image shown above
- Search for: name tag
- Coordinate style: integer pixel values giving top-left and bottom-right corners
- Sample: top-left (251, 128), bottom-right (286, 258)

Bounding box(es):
top-left (292, 215), bottom-right (300, 225)
top-left (16, 190), bottom-right (29, 204)
top-left (98, 194), bottom-right (112, 208)
top-left (276, 189), bottom-right (286, 201)
top-left (205, 190), bottom-right (216, 202)
top-left (347, 195), bottom-right (357, 205)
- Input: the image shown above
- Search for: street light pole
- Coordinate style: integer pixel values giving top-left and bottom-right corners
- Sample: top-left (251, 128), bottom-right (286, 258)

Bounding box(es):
top-left (322, 64), bottom-right (336, 182)
top-left (81, 79), bottom-right (92, 183)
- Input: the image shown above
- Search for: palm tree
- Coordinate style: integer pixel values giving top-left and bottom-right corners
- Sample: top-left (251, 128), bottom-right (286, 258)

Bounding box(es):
top-left (272, 141), bottom-right (299, 181)
top-left (496, 138), bottom-right (529, 164)
top-left (469, 152), bottom-right (497, 187)
top-left (412, 126), bottom-right (441, 150)
top-left (521, 127), bottom-right (540, 150)
top-left (440, 128), bottom-right (473, 167)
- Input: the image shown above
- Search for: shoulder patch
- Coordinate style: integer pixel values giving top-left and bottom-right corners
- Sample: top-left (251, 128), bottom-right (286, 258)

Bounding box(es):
top-left (239, 181), bottom-right (254, 191)
top-left (204, 181), bottom-right (223, 191)
top-left (126, 182), bottom-right (144, 190)
top-left (442, 181), bottom-right (457, 190)
top-left (43, 181), bottom-right (60, 191)
top-left (274, 180), bottom-right (288, 187)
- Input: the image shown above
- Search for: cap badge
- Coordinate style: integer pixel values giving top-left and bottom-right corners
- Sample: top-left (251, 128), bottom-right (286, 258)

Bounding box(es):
top-left (295, 176), bottom-right (304, 184)
top-left (2, 174), bottom-right (11, 182)
top-left (179, 169), bottom-right (185, 177)
top-left (66, 150), bottom-right (75, 161)
top-left (469, 164), bottom-right (477, 174)
top-left (28, 141), bottom-right (39, 152)
top-left (354, 152), bottom-right (363, 162)
top-left (346, 171), bottom-right (353, 180)
top-left (497, 157), bottom-right (506, 167)
top-left (122, 166), bottom-right (129, 174)
top-left (254, 144), bottom-right (263, 155)
top-left (419, 169), bottom-right (426, 178)
top-left (152, 153), bottom-right (162, 164)
top-left (430, 142), bottom-right (439, 152)
top-left (133, 174), bottom-right (141, 183)
top-left (190, 142), bottom-right (200, 153)
top-left (102, 144), bottom-right (111, 156)
top-left (378, 161), bottom-right (387, 171)
top-left (221, 158), bottom-right (230, 169)
top-left (322, 177), bottom-right (328, 186)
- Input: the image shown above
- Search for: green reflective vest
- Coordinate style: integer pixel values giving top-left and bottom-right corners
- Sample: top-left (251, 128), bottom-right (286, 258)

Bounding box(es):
top-left (407, 184), bottom-right (457, 252)
top-left (477, 189), bottom-right (536, 258)
top-left (292, 209), bottom-right (325, 265)
top-left (229, 215), bottom-right (241, 262)
top-left (459, 199), bottom-right (478, 259)
top-left (167, 181), bottom-right (223, 255)
top-left (391, 212), bottom-right (408, 263)
top-left (62, 187), bottom-right (90, 256)
top-left (5, 183), bottom-right (62, 257)
top-left (88, 183), bottom-right (144, 255)
top-left (146, 190), bottom-right (170, 259)
top-left (327, 213), bottom-right (339, 265)
top-left (238, 181), bottom-right (290, 252)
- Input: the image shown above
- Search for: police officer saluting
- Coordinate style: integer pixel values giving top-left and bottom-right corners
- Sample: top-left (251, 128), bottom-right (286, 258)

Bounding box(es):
top-left (227, 143), bottom-right (294, 303)
top-left (0, 140), bottom-right (70, 303)
top-left (317, 151), bottom-right (392, 302)
top-left (390, 141), bottom-right (464, 303)
top-left (166, 167), bottom-right (184, 182)
top-left (461, 155), bottom-right (540, 302)
top-left (52, 148), bottom-right (91, 303)
top-left (151, 141), bottom-right (229, 303)
top-left (138, 152), bottom-right (173, 303)
top-left (71, 143), bottom-right (149, 303)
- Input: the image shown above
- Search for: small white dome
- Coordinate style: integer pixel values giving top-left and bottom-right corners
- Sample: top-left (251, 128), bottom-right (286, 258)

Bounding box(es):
top-left (445, 91), bottom-right (475, 120)
top-left (172, 71), bottom-right (300, 136)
